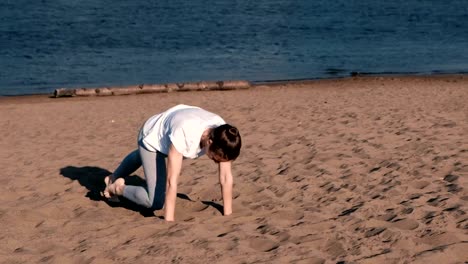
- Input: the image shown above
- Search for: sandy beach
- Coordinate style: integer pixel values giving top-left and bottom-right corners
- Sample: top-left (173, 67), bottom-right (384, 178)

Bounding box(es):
top-left (0, 75), bottom-right (467, 263)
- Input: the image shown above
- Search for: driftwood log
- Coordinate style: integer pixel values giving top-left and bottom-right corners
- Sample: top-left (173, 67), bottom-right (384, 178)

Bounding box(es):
top-left (53, 80), bottom-right (251, 98)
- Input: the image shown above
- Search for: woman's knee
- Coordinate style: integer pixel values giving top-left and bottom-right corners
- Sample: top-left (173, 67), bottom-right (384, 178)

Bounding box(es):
top-left (137, 192), bottom-right (164, 210)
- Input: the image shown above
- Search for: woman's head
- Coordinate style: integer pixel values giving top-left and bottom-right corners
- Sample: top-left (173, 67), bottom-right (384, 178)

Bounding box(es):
top-left (207, 124), bottom-right (241, 162)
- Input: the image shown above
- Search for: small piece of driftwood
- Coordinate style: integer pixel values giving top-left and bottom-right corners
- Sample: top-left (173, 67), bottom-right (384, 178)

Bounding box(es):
top-left (53, 80), bottom-right (251, 98)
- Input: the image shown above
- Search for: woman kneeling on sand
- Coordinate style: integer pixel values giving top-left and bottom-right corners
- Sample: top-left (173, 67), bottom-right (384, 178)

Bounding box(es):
top-left (103, 104), bottom-right (242, 221)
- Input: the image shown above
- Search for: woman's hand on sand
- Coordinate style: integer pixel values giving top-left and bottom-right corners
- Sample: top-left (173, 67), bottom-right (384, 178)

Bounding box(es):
top-left (219, 161), bottom-right (233, 216)
top-left (164, 144), bottom-right (183, 222)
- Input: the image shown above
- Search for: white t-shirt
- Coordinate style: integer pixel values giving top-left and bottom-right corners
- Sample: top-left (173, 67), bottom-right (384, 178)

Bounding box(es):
top-left (139, 104), bottom-right (225, 159)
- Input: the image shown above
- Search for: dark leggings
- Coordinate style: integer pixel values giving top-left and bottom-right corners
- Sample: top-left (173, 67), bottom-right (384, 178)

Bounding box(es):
top-left (113, 145), bottom-right (167, 210)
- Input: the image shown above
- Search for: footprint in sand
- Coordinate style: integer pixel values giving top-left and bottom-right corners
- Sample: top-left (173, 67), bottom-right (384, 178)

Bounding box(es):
top-left (391, 218), bottom-right (419, 230)
top-left (364, 227), bottom-right (387, 238)
top-left (248, 237), bottom-right (279, 252)
top-left (292, 257), bottom-right (325, 264)
top-left (410, 180), bottom-right (431, 189)
top-left (443, 174), bottom-right (459, 183)
top-left (272, 210), bottom-right (304, 222)
top-left (426, 196), bottom-right (449, 207)
top-left (324, 239), bottom-right (346, 259)
top-left (379, 229), bottom-right (400, 243)
top-left (267, 185), bottom-right (288, 198)
top-left (190, 202), bottom-right (210, 212)
top-left (256, 224), bottom-right (290, 242)
top-left (192, 186), bottom-right (222, 201)
top-left (401, 207), bottom-right (414, 215)
top-left (377, 211), bottom-right (397, 222)
top-left (446, 183), bottom-right (462, 193)
top-left (176, 199), bottom-right (211, 216)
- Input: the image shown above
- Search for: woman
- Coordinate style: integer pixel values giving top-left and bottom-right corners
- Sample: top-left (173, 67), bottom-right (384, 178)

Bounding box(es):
top-left (103, 104), bottom-right (242, 221)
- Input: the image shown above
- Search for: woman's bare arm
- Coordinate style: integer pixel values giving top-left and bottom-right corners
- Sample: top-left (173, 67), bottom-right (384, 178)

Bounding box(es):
top-left (218, 161), bottom-right (233, 216)
top-left (164, 144), bottom-right (183, 221)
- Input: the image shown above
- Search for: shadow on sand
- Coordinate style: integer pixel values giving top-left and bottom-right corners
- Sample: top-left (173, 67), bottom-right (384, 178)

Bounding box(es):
top-left (59, 165), bottom-right (224, 217)
top-left (60, 165), bottom-right (156, 217)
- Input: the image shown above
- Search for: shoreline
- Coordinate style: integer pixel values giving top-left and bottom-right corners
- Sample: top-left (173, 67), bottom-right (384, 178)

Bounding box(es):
top-left (1, 73), bottom-right (468, 102)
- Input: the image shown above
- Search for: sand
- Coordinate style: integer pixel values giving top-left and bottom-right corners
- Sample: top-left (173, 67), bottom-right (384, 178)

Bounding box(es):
top-left (0, 75), bottom-right (467, 264)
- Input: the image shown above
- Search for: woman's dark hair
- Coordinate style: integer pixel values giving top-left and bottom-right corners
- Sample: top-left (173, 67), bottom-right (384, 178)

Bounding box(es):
top-left (209, 124), bottom-right (242, 161)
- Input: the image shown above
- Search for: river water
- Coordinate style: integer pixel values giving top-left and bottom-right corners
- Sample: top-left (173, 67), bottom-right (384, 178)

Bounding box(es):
top-left (1, 0), bottom-right (467, 95)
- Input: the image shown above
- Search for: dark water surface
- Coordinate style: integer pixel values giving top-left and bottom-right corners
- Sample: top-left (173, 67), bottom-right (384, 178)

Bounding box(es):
top-left (1, 0), bottom-right (468, 95)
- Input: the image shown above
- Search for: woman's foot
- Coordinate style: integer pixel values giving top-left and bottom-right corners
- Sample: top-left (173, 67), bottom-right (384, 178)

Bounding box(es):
top-left (102, 174), bottom-right (115, 198)
top-left (103, 176), bottom-right (125, 199)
